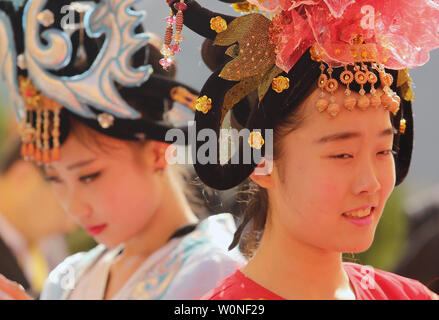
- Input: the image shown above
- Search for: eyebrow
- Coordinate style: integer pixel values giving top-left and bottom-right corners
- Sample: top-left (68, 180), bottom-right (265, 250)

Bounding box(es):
top-left (315, 127), bottom-right (396, 144)
top-left (66, 159), bottom-right (96, 171)
top-left (43, 159), bottom-right (96, 173)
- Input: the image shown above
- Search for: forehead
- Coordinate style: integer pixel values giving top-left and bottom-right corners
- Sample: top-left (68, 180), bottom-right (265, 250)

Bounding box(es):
top-left (296, 86), bottom-right (394, 138)
top-left (49, 130), bottom-right (134, 170)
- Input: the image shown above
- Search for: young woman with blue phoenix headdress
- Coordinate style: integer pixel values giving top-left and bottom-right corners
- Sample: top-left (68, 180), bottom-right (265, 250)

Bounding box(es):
top-left (0, 0), bottom-right (245, 300)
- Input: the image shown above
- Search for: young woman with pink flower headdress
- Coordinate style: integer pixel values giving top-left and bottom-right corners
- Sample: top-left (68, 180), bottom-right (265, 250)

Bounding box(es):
top-left (166, 0), bottom-right (439, 299)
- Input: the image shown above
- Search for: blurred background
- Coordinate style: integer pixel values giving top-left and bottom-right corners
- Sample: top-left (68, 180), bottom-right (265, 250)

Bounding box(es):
top-left (0, 0), bottom-right (438, 297)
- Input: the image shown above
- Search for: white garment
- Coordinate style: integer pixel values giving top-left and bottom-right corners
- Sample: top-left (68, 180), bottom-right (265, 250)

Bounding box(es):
top-left (41, 213), bottom-right (246, 300)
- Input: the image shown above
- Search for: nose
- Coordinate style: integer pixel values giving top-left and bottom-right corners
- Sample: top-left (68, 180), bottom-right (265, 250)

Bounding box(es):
top-left (352, 157), bottom-right (382, 195)
top-left (66, 186), bottom-right (92, 220)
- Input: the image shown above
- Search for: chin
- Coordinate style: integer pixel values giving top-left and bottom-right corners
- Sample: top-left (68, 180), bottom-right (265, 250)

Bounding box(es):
top-left (95, 235), bottom-right (123, 249)
top-left (325, 232), bottom-right (375, 253)
top-left (340, 237), bottom-right (374, 254)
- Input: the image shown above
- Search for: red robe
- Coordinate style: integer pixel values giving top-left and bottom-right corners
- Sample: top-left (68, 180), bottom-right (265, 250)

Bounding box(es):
top-left (202, 262), bottom-right (438, 300)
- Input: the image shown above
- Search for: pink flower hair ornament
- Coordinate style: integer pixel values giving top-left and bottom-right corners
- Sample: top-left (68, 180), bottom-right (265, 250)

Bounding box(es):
top-left (248, 0), bottom-right (439, 72)
top-left (247, 0), bottom-right (355, 17)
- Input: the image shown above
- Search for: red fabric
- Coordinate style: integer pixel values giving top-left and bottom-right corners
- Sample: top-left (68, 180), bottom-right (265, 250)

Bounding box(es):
top-left (201, 262), bottom-right (438, 300)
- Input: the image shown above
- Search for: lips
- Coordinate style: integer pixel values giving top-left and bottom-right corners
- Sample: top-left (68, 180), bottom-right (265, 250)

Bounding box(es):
top-left (343, 207), bottom-right (372, 218)
top-left (85, 224), bottom-right (107, 236)
top-left (342, 206), bottom-right (376, 227)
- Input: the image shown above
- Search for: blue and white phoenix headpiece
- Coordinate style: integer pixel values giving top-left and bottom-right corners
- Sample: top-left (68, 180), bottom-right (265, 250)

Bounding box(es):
top-left (0, 0), bottom-right (198, 163)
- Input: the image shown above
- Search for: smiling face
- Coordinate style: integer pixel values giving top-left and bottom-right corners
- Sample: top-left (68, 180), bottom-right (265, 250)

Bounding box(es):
top-left (43, 125), bottom-right (166, 248)
top-left (263, 86), bottom-right (396, 254)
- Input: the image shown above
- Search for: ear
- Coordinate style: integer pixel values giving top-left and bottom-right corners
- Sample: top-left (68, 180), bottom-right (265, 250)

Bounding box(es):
top-left (151, 141), bottom-right (170, 172)
top-left (249, 158), bottom-right (275, 189)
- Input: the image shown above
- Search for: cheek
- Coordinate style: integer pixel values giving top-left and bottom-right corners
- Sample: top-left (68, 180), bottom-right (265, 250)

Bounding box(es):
top-left (377, 157), bottom-right (396, 200)
top-left (95, 168), bottom-right (161, 227)
top-left (271, 159), bottom-right (344, 246)
top-left (279, 155), bottom-right (346, 215)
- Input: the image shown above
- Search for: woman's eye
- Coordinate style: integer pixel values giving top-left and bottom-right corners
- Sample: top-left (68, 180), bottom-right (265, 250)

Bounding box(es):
top-left (44, 176), bottom-right (62, 183)
top-left (79, 172), bottom-right (101, 184)
top-left (330, 154), bottom-right (353, 159)
top-left (378, 150), bottom-right (397, 156)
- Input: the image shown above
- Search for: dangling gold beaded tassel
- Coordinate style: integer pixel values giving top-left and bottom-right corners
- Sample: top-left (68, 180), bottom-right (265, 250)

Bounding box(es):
top-left (366, 63), bottom-right (380, 109)
top-left (20, 108), bottom-right (37, 161)
top-left (20, 110), bottom-right (30, 160)
top-left (340, 65), bottom-right (355, 111)
top-left (325, 66), bottom-right (340, 117)
top-left (378, 63), bottom-right (401, 115)
top-left (42, 108), bottom-right (51, 164)
top-left (161, 1), bottom-right (188, 70)
top-left (35, 109), bottom-right (43, 164)
top-left (27, 110), bottom-right (35, 160)
top-left (160, 8), bottom-right (174, 70)
top-left (354, 62), bottom-right (370, 110)
top-left (316, 62), bottom-right (329, 113)
top-left (18, 76), bottom-right (40, 161)
top-left (172, 0), bottom-right (187, 52)
top-left (399, 118), bottom-right (407, 134)
top-left (51, 108), bottom-right (61, 161)
top-left (41, 96), bottom-right (62, 163)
